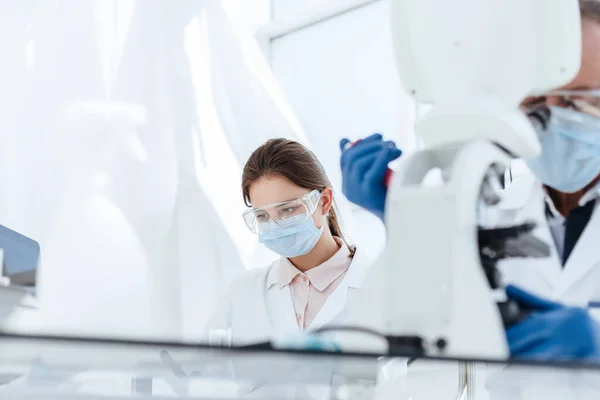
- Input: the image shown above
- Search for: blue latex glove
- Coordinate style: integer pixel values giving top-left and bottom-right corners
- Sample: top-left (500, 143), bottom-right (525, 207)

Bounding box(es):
top-left (339, 134), bottom-right (402, 220)
top-left (505, 285), bottom-right (600, 362)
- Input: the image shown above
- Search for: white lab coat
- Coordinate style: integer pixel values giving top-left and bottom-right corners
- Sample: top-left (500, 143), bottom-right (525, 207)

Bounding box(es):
top-left (202, 247), bottom-right (373, 345)
top-left (200, 248), bottom-right (412, 399)
top-left (484, 171), bottom-right (600, 400)
top-left (497, 172), bottom-right (600, 320)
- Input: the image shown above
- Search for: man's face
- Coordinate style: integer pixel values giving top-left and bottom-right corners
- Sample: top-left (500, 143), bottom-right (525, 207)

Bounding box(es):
top-left (522, 19), bottom-right (600, 198)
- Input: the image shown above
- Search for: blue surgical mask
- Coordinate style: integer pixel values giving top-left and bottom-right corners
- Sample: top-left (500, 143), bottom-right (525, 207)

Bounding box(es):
top-left (524, 106), bottom-right (600, 193)
top-left (259, 215), bottom-right (325, 258)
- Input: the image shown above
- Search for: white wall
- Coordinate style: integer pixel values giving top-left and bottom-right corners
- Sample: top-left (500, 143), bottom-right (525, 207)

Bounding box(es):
top-left (270, 0), bottom-right (416, 187)
top-left (272, 0), bottom-right (330, 18)
top-left (232, 0), bottom-right (271, 32)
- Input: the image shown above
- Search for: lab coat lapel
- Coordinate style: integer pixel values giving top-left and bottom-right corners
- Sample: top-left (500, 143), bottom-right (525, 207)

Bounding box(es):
top-left (266, 260), bottom-right (302, 336)
top-left (555, 204), bottom-right (600, 297)
top-left (307, 282), bottom-right (349, 332)
top-left (307, 250), bottom-right (371, 332)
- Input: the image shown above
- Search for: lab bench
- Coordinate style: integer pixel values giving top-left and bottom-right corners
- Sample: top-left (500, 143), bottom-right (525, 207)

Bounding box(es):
top-left (0, 333), bottom-right (598, 399)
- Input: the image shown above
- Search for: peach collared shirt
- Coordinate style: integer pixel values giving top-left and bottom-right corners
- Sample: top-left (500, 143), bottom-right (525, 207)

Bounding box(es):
top-left (278, 237), bottom-right (352, 330)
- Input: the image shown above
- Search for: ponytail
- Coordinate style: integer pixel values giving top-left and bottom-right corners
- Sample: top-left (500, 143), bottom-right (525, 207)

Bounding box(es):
top-left (327, 205), bottom-right (356, 258)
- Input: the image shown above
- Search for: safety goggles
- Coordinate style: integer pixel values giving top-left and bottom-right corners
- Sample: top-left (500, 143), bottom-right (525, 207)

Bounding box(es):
top-left (522, 89), bottom-right (600, 119)
top-left (242, 190), bottom-right (322, 235)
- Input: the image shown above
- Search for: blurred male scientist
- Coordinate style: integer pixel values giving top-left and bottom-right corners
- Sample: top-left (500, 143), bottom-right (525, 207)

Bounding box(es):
top-left (341, 0), bottom-right (600, 362)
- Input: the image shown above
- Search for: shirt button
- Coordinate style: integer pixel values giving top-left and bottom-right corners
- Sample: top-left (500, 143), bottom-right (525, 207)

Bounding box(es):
top-left (296, 314), bottom-right (302, 322)
top-left (302, 275), bottom-right (308, 282)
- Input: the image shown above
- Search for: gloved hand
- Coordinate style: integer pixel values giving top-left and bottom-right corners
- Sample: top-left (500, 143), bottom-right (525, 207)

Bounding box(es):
top-left (505, 285), bottom-right (600, 362)
top-left (339, 134), bottom-right (402, 220)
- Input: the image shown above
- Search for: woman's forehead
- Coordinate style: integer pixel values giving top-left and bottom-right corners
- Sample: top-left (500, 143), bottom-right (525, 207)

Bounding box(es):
top-left (248, 176), bottom-right (310, 208)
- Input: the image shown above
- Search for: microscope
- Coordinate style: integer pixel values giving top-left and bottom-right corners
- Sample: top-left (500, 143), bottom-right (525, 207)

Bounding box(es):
top-left (346, 0), bottom-right (583, 359)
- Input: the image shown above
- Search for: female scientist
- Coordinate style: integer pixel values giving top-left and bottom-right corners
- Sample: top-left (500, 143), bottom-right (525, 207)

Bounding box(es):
top-left (202, 138), bottom-right (372, 345)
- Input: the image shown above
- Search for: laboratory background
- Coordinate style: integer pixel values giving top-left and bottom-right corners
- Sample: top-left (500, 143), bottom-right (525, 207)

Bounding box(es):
top-left (3, 0), bottom-right (600, 399)
top-left (0, 0), bottom-right (417, 341)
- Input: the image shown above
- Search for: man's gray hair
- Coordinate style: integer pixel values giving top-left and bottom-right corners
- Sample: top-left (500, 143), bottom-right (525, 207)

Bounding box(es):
top-left (581, 0), bottom-right (600, 23)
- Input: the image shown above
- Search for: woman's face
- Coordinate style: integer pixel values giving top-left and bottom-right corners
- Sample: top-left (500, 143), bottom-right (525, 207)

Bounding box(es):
top-left (248, 175), bottom-right (333, 229)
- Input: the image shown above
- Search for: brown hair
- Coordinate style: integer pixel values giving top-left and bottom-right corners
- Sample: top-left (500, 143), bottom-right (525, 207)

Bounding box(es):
top-left (581, 0), bottom-right (600, 23)
top-left (242, 138), bottom-right (356, 257)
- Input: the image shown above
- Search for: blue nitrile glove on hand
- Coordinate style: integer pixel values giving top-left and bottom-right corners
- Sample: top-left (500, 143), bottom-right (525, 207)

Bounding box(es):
top-left (505, 285), bottom-right (600, 362)
top-left (339, 134), bottom-right (402, 220)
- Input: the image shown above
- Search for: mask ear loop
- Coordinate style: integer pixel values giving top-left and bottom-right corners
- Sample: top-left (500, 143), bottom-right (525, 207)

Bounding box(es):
top-left (318, 212), bottom-right (329, 231)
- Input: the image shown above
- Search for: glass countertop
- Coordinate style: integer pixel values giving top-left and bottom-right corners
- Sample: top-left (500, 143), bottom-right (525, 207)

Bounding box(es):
top-left (0, 332), bottom-right (599, 399)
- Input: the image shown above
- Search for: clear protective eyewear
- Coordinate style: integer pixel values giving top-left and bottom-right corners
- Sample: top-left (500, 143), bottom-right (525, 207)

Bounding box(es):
top-left (242, 190), bottom-right (322, 235)
top-left (522, 89), bottom-right (600, 119)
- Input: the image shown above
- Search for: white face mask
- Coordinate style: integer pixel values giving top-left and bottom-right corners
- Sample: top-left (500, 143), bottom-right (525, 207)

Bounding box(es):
top-left (524, 106), bottom-right (600, 193)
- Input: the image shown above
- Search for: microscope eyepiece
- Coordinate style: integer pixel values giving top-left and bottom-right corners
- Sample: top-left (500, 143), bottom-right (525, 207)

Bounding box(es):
top-left (526, 106), bottom-right (551, 131)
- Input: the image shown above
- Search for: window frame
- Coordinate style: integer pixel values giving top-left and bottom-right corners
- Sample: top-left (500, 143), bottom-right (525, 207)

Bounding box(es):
top-left (257, 0), bottom-right (382, 62)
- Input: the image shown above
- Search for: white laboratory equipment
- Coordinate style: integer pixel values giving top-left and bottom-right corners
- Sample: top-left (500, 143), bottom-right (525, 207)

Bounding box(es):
top-left (0, 250), bottom-right (39, 335)
top-left (0, 224), bottom-right (41, 334)
top-left (347, 0), bottom-right (582, 359)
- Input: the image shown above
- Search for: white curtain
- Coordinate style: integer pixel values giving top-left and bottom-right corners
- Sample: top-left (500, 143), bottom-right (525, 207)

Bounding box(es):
top-left (0, 0), bottom-right (104, 243)
top-left (111, 0), bottom-right (251, 338)
top-left (201, 0), bottom-right (310, 164)
top-left (0, 0), bottom-right (257, 340)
